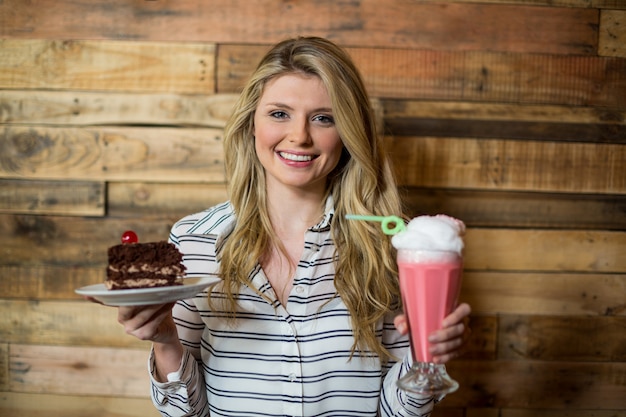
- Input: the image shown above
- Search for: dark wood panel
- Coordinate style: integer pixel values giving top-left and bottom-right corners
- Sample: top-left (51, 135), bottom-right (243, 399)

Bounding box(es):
top-left (444, 360), bottom-right (626, 409)
top-left (400, 188), bottom-right (626, 230)
top-left (499, 315), bottom-right (626, 362)
top-left (0, 179), bottom-right (104, 216)
top-left (386, 118), bottom-right (626, 144)
top-left (0, 1), bottom-right (598, 55)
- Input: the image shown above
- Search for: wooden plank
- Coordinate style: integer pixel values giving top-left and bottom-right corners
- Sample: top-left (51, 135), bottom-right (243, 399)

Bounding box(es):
top-left (0, 392), bottom-right (159, 417)
top-left (389, 137), bottom-right (626, 194)
top-left (593, 0), bottom-right (626, 8)
top-left (0, 1), bottom-right (598, 55)
top-left (499, 315), bottom-right (626, 362)
top-left (400, 188), bottom-right (626, 230)
top-left (108, 182), bottom-right (228, 218)
top-left (1, 215), bottom-right (624, 273)
top-left (383, 99), bottom-right (626, 143)
top-left (386, 118), bottom-right (626, 144)
top-left (218, 45), bottom-right (626, 108)
top-left (0, 126), bottom-right (225, 182)
top-left (0, 39), bottom-right (215, 94)
top-left (0, 214), bottom-right (178, 267)
top-left (0, 179), bottom-right (105, 216)
top-left (0, 343), bottom-right (7, 390)
top-left (462, 272), bottom-right (626, 316)
top-left (501, 410), bottom-right (626, 417)
top-left (0, 265), bottom-right (104, 299)
top-left (0, 90), bottom-right (237, 127)
top-left (444, 360), bottom-right (626, 409)
top-left (463, 229), bottom-right (626, 273)
top-left (599, 10), bottom-right (626, 58)
top-left (0, 300), bottom-right (145, 348)
top-left (381, 100), bottom-right (626, 125)
top-left (9, 344), bottom-right (151, 397)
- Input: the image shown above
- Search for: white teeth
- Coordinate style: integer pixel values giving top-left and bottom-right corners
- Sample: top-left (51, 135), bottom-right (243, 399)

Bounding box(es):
top-left (280, 152), bottom-right (313, 162)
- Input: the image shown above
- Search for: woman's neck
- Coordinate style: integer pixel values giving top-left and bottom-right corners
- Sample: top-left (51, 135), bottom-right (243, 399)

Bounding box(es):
top-left (265, 185), bottom-right (326, 236)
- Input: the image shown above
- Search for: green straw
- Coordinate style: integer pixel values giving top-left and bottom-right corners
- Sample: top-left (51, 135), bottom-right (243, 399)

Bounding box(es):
top-left (345, 214), bottom-right (406, 235)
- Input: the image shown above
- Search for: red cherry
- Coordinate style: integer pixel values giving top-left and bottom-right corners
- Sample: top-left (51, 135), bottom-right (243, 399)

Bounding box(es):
top-left (121, 230), bottom-right (138, 244)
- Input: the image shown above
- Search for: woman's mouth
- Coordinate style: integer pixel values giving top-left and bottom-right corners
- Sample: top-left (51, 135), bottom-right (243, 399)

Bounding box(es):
top-left (278, 152), bottom-right (316, 162)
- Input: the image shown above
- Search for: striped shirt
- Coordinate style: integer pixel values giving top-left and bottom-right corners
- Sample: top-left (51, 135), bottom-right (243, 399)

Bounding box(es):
top-left (149, 200), bottom-right (437, 416)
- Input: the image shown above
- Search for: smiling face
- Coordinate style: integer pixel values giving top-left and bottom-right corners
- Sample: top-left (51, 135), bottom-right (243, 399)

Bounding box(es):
top-left (253, 73), bottom-right (344, 196)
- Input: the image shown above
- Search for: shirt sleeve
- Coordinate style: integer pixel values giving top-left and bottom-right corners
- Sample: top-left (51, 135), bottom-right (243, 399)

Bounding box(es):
top-left (148, 300), bottom-right (210, 417)
top-left (379, 311), bottom-right (437, 417)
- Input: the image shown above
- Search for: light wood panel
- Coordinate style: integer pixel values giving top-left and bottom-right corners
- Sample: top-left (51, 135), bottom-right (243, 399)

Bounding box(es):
top-left (599, 10), bottom-right (626, 57)
top-left (389, 137), bottom-right (626, 194)
top-left (0, 39), bottom-right (216, 93)
top-left (0, 126), bottom-right (225, 182)
top-left (9, 344), bottom-right (151, 397)
top-left (0, 90), bottom-right (237, 127)
top-left (0, 392), bottom-right (159, 417)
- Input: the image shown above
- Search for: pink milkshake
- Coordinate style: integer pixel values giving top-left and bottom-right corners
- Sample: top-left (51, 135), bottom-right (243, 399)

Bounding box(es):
top-left (392, 214), bottom-right (465, 395)
top-left (397, 250), bottom-right (462, 363)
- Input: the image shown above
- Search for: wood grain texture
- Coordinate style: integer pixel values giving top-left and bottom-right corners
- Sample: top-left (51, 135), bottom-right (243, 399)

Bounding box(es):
top-left (0, 392), bottom-right (159, 417)
top-left (599, 10), bottom-right (626, 57)
top-left (0, 39), bottom-right (215, 93)
top-left (0, 1), bottom-right (598, 55)
top-left (107, 182), bottom-right (228, 217)
top-left (462, 272), bottom-right (626, 316)
top-left (499, 315), bottom-right (626, 361)
top-left (389, 137), bottom-right (626, 194)
top-left (400, 188), bottom-right (626, 230)
top-left (0, 90), bottom-right (237, 127)
top-left (0, 179), bottom-right (105, 216)
top-left (219, 45), bottom-right (626, 108)
top-left (444, 360), bottom-right (626, 409)
top-left (0, 126), bottom-right (225, 182)
top-left (9, 344), bottom-right (151, 397)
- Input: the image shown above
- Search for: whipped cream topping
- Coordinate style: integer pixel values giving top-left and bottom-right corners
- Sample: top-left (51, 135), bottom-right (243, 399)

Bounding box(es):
top-left (391, 214), bottom-right (465, 254)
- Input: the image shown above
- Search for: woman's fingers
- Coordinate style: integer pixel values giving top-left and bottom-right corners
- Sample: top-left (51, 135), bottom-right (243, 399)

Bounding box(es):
top-left (117, 303), bottom-right (176, 342)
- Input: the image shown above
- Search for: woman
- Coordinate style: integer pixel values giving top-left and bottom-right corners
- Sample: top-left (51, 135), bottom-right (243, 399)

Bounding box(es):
top-left (119, 36), bottom-right (471, 416)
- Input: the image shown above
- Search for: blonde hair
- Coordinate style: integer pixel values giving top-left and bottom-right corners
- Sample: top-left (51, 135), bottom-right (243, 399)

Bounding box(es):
top-left (220, 37), bottom-right (403, 362)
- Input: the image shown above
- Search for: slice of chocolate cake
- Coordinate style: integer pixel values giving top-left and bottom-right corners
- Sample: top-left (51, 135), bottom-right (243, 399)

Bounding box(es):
top-left (106, 239), bottom-right (186, 290)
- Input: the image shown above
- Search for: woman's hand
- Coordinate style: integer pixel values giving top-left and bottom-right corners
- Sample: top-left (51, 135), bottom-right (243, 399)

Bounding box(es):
top-left (117, 302), bottom-right (179, 344)
top-left (394, 302), bottom-right (472, 364)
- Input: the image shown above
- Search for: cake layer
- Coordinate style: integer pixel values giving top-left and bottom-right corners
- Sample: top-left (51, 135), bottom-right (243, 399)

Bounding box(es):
top-left (106, 241), bottom-right (186, 290)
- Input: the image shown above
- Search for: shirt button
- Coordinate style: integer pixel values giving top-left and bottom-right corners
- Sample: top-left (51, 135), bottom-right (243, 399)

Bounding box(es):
top-left (288, 373), bottom-right (297, 382)
top-left (295, 286), bottom-right (304, 294)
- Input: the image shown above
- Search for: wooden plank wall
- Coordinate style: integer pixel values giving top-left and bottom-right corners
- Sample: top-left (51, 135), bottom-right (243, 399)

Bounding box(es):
top-left (1, 0), bottom-right (625, 416)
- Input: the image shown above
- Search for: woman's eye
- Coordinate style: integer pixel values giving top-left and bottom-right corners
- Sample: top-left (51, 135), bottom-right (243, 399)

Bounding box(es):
top-left (270, 111), bottom-right (288, 119)
top-left (314, 114), bottom-right (335, 124)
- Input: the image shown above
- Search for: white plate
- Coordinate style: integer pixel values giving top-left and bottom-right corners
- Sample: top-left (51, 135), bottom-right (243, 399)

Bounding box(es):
top-left (75, 276), bottom-right (220, 306)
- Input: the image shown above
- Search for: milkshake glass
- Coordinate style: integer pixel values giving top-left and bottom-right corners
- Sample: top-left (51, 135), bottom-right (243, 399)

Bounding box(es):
top-left (391, 215), bottom-right (465, 396)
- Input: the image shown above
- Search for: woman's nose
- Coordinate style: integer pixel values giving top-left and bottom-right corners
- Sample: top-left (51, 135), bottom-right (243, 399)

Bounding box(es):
top-left (288, 119), bottom-right (312, 144)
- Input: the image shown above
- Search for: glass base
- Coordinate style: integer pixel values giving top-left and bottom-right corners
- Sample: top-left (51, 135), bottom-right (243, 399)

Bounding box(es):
top-left (397, 362), bottom-right (459, 396)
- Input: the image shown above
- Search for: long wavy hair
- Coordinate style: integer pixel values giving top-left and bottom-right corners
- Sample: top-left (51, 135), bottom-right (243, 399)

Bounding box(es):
top-left (219, 36), bottom-right (403, 362)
